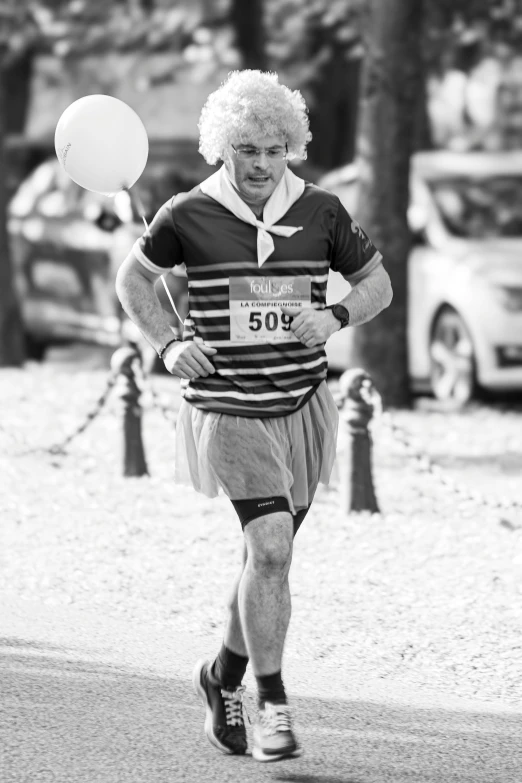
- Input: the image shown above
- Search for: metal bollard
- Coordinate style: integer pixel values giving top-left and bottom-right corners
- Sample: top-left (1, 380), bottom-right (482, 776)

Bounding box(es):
top-left (110, 345), bottom-right (149, 477)
top-left (337, 368), bottom-right (379, 514)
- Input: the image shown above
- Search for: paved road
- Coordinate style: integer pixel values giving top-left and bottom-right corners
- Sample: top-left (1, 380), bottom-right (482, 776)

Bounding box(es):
top-left (1, 594), bottom-right (520, 783)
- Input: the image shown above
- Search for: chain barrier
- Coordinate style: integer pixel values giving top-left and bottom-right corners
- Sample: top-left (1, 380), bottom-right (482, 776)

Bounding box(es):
top-left (137, 363), bottom-right (178, 428)
top-left (358, 378), bottom-right (522, 518)
top-left (9, 370), bottom-right (118, 458)
top-left (4, 348), bottom-right (520, 522)
top-left (147, 384), bottom-right (179, 426)
top-left (4, 348), bottom-right (177, 459)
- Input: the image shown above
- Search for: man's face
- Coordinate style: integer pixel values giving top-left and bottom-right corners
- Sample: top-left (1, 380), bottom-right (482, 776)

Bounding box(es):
top-left (224, 133), bottom-right (288, 204)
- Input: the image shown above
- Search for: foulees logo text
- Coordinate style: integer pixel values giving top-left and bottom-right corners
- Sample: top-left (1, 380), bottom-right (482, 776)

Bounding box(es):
top-left (250, 279), bottom-right (294, 296)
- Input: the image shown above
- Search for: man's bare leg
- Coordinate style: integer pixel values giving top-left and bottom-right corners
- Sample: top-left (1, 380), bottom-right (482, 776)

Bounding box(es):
top-left (237, 511), bottom-right (293, 676)
top-left (209, 511), bottom-right (300, 761)
top-left (222, 541), bottom-right (249, 657)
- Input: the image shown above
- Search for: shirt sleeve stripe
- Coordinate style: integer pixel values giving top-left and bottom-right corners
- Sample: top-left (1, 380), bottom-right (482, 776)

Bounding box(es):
top-left (133, 241), bottom-right (172, 275)
top-left (343, 251), bottom-right (383, 285)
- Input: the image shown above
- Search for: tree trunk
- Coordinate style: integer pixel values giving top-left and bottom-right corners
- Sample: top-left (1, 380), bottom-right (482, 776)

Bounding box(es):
top-left (230, 0), bottom-right (267, 70)
top-left (0, 48), bottom-right (26, 367)
top-left (3, 49), bottom-right (33, 135)
top-left (414, 54), bottom-right (433, 151)
top-left (351, 0), bottom-right (424, 408)
top-left (308, 50), bottom-right (362, 170)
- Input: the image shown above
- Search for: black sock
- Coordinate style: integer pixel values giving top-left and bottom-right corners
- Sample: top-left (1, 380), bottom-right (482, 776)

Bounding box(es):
top-left (211, 643), bottom-right (249, 689)
top-left (255, 670), bottom-right (287, 709)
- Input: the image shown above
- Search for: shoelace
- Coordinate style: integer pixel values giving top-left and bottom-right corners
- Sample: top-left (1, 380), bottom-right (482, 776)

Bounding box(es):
top-left (259, 702), bottom-right (292, 734)
top-left (222, 685), bottom-right (251, 726)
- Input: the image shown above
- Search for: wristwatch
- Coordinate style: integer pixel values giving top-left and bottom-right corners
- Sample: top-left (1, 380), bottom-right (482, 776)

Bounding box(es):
top-left (325, 304), bottom-right (350, 329)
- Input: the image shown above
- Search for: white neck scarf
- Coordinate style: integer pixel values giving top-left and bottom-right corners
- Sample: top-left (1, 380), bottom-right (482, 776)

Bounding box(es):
top-left (200, 165), bottom-right (305, 267)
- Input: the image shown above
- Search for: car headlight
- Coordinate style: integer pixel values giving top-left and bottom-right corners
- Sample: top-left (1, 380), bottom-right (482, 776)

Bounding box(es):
top-left (493, 285), bottom-right (522, 312)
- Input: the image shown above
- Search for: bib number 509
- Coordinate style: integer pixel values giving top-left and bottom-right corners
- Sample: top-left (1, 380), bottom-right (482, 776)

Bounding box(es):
top-left (249, 311), bottom-right (293, 332)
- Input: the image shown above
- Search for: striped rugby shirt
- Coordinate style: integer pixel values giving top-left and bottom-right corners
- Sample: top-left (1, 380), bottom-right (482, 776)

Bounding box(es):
top-left (133, 180), bottom-right (382, 418)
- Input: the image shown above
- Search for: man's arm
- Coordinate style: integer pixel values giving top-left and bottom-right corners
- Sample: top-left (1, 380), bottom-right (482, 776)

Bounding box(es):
top-left (281, 263), bottom-right (393, 348)
top-left (336, 262), bottom-right (393, 327)
top-left (115, 253), bottom-right (217, 378)
top-left (115, 251), bottom-right (176, 355)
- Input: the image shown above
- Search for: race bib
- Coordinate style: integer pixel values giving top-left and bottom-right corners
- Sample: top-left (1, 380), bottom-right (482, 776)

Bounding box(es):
top-left (229, 276), bottom-right (311, 343)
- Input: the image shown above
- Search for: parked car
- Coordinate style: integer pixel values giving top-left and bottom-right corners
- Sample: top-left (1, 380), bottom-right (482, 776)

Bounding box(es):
top-left (8, 147), bottom-right (215, 368)
top-left (320, 150), bottom-right (522, 405)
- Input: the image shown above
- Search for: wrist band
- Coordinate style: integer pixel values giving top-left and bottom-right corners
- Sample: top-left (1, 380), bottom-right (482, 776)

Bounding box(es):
top-left (158, 337), bottom-right (180, 360)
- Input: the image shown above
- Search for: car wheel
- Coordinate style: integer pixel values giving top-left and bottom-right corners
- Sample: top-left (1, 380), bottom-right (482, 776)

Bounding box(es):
top-left (429, 307), bottom-right (476, 407)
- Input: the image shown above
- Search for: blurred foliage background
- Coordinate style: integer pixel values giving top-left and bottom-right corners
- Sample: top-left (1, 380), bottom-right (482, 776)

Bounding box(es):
top-left (1, 0), bottom-right (522, 404)
top-left (2, 0), bottom-right (522, 183)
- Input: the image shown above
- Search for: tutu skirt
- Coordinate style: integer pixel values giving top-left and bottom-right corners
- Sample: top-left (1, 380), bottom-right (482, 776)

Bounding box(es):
top-left (174, 381), bottom-right (339, 514)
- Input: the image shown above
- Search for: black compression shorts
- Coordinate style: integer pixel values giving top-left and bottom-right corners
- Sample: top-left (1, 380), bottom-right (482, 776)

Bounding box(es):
top-left (230, 496), bottom-right (311, 537)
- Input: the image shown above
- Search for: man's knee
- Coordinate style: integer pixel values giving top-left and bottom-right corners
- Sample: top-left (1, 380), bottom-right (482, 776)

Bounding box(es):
top-left (244, 511), bottom-right (293, 573)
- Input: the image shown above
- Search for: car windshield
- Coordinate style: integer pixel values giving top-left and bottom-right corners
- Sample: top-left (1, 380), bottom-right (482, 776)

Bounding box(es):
top-left (429, 176), bottom-right (522, 238)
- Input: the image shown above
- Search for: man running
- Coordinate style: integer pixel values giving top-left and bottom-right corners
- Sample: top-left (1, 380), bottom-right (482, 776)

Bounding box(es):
top-left (116, 69), bottom-right (392, 763)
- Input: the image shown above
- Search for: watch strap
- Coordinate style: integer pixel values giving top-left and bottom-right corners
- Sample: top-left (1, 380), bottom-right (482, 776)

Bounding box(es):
top-left (325, 304), bottom-right (350, 328)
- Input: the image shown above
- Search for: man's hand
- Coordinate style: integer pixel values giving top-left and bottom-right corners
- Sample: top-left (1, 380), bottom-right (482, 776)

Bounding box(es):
top-left (280, 306), bottom-right (341, 348)
top-left (163, 339), bottom-right (217, 379)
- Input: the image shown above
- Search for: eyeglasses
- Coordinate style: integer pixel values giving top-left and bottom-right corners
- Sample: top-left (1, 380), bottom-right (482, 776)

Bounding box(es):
top-left (231, 144), bottom-right (288, 160)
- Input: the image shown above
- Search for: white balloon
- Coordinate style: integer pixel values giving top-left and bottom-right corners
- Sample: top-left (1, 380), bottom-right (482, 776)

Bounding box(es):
top-left (54, 95), bottom-right (149, 196)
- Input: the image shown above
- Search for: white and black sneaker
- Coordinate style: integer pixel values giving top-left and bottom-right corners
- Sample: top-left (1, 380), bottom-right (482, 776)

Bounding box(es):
top-left (252, 701), bottom-right (302, 762)
top-left (192, 658), bottom-right (249, 755)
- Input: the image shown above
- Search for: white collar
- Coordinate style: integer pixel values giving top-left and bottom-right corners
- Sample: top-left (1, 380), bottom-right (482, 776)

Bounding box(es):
top-left (200, 165), bottom-right (304, 267)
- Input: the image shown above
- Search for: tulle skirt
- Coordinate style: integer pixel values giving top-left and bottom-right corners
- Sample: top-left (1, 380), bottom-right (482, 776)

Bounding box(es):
top-left (174, 381), bottom-right (339, 514)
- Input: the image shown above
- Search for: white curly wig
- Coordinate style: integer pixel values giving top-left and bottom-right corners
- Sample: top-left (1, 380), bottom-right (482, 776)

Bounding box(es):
top-left (198, 70), bottom-right (312, 165)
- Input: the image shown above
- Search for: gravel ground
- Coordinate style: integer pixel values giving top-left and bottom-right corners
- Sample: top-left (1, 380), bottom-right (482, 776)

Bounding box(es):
top-left (1, 361), bottom-right (522, 709)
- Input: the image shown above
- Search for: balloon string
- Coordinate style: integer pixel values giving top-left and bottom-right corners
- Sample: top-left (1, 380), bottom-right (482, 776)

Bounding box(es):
top-left (160, 274), bottom-right (184, 326)
top-left (123, 186), bottom-right (184, 326)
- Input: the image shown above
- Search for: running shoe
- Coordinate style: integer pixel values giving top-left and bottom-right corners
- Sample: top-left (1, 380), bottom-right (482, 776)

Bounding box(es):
top-left (192, 658), bottom-right (249, 755)
top-left (252, 701), bottom-right (302, 762)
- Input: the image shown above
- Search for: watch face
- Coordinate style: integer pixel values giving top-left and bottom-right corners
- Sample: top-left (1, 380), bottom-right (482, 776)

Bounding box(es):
top-left (333, 304), bottom-right (350, 326)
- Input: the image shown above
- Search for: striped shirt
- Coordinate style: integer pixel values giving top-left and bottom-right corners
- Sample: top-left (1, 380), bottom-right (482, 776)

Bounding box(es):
top-left (133, 180), bottom-right (383, 417)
